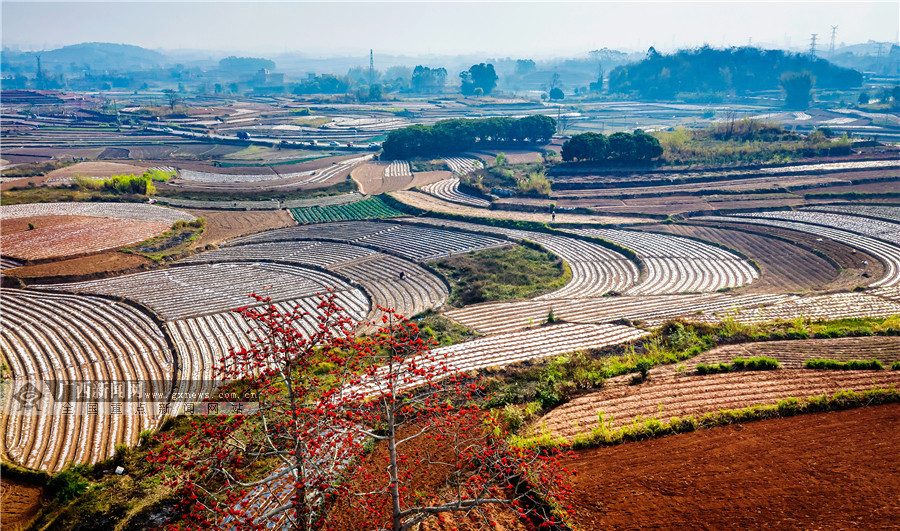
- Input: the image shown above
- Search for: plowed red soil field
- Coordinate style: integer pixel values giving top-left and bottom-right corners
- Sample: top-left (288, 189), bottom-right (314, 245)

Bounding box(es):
top-left (569, 403), bottom-right (900, 530)
top-left (0, 477), bottom-right (45, 531)
top-left (183, 208), bottom-right (296, 248)
top-left (1, 251), bottom-right (151, 279)
top-left (1, 215), bottom-right (170, 260)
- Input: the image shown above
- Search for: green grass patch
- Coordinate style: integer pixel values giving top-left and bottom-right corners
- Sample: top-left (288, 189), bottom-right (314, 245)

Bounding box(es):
top-left (805, 358), bottom-right (885, 371)
top-left (292, 117), bottom-right (331, 127)
top-left (413, 310), bottom-right (481, 347)
top-left (410, 159), bottom-right (449, 172)
top-left (120, 218), bottom-right (206, 261)
top-left (289, 196), bottom-right (403, 223)
top-left (431, 243), bottom-right (570, 307)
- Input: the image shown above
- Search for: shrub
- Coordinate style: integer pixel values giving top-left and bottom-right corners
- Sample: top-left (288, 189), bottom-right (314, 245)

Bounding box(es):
top-left (47, 469), bottom-right (89, 502)
top-left (501, 404), bottom-right (525, 433)
top-left (892, 361), bottom-right (900, 371)
top-left (731, 357), bottom-right (780, 370)
top-left (516, 171), bottom-right (551, 197)
top-left (805, 359), bottom-right (885, 370)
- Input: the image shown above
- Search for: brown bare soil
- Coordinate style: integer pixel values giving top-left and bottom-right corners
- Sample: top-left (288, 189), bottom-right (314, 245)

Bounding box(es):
top-left (2, 251), bottom-right (152, 279)
top-left (695, 220), bottom-right (884, 289)
top-left (569, 403), bottom-right (900, 530)
top-left (538, 369), bottom-right (900, 440)
top-left (685, 336), bottom-right (900, 370)
top-left (2, 215), bottom-right (93, 236)
top-left (350, 163), bottom-right (446, 195)
top-left (468, 150), bottom-right (544, 166)
top-left (44, 161), bottom-right (148, 184)
top-left (642, 223), bottom-right (840, 293)
top-left (0, 476), bottom-right (45, 531)
top-left (390, 190), bottom-right (653, 225)
top-left (183, 209), bottom-right (296, 248)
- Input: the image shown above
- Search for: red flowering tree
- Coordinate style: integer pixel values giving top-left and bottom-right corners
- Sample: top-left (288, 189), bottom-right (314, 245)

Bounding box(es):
top-left (149, 293), bottom-right (574, 531)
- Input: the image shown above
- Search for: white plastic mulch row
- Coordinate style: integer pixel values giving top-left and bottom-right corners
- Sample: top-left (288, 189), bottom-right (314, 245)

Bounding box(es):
top-left (697, 215), bottom-right (900, 287)
top-left (0, 288), bottom-right (170, 472)
top-left (39, 262), bottom-right (363, 321)
top-left (421, 177), bottom-right (491, 208)
top-left (0, 202), bottom-right (195, 224)
top-left (384, 160), bottom-right (411, 178)
top-left (566, 228), bottom-right (758, 295)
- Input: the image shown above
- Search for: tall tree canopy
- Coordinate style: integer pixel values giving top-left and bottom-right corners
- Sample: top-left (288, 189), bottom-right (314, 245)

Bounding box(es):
top-left (411, 65), bottom-right (448, 93)
top-left (460, 63), bottom-right (498, 96)
top-left (382, 115), bottom-right (556, 159)
top-left (608, 46), bottom-right (861, 99)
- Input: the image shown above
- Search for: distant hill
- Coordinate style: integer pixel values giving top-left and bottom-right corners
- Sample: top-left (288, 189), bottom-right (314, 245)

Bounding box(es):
top-left (609, 46), bottom-right (863, 100)
top-left (5, 42), bottom-right (168, 71)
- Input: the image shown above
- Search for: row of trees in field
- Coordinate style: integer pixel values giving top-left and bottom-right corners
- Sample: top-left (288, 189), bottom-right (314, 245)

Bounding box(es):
top-left (150, 294), bottom-right (574, 530)
top-left (382, 115), bottom-right (557, 159)
top-left (561, 130), bottom-right (663, 163)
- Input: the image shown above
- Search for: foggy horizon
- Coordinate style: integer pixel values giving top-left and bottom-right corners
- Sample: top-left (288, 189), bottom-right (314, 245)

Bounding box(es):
top-left (3, 1), bottom-right (898, 59)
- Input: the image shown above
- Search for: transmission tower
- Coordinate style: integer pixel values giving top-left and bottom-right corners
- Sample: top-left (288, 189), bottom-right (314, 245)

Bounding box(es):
top-left (369, 49), bottom-right (374, 86)
top-left (875, 42), bottom-right (885, 72)
top-left (829, 26), bottom-right (838, 57)
top-left (35, 55), bottom-right (44, 90)
top-left (809, 34), bottom-right (818, 58)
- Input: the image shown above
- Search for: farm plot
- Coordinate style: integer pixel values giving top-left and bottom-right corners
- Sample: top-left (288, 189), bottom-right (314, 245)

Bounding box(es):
top-left (445, 292), bottom-right (795, 335)
top-left (539, 369), bottom-right (900, 440)
top-left (0, 202), bottom-right (194, 224)
top-left (0, 288), bottom-right (170, 472)
top-left (683, 291), bottom-right (900, 324)
top-left (566, 228), bottom-right (757, 295)
top-left (227, 220), bottom-right (510, 262)
top-left (421, 177), bottom-right (491, 207)
top-left (734, 210), bottom-right (900, 245)
top-left (389, 190), bottom-right (653, 225)
top-left (568, 404), bottom-right (900, 530)
top-left (353, 323), bottom-right (650, 397)
top-left (443, 157), bottom-right (483, 175)
top-left (0, 257), bottom-right (22, 269)
top-left (41, 262), bottom-right (362, 321)
top-left (1, 217), bottom-right (171, 261)
top-left (681, 336), bottom-right (900, 371)
top-left (397, 218), bottom-right (641, 299)
top-left (384, 160), bottom-right (411, 178)
top-left (805, 204), bottom-right (900, 223)
top-left (166, 289), bottom-right (370, 414)
top-left (289, 197), bottom-right (404, 223)
top-left (695, 215), bottom-right (900, 287)
top-left (180, 241), bottom-right (449, 319)
top-left (643, 223), bottom-right (840, 293)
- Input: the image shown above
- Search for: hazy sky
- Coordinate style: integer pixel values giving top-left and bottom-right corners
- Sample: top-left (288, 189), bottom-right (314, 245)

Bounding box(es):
top-left (3, 1), bottom-right (898, 57)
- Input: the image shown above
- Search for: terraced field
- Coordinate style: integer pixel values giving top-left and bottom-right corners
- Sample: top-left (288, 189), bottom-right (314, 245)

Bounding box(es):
top-left (1, 217), bottom-right (172, 261)
top-left (167, 290), bottom-right (370, 412)
top-left (39, 262), bottom-right (362, 320)
top-left (643, 223), bottom-right (841, 293)
top-left (682, 336), bottom-right (900, 370)
top-left (181, 240), bottom-right (449, 320)
top-left (696, 215), bottom-right (900, 287)
top-left (446, 292), bottom-right (794, 334)
top-left (421, 177), bottom-right (491, 207)
top-left (806, 204), bottom-right (900, 223)
top-left (228, 220), bottom-right (511, 262)
top-left (686, 291), bottom-right (900, 324)
top-left (0, 202), bottom-right (194, 224)
top-left (540, 369), bottom-right (900, 440)
top-left (566, 228), bottom-right (758, 295)
top-left (353, 323), bottom-right (650, 397)
top-left (0, 289), bottom-right (170, 472)
top-left (289, 197), bottom-right (404, 223)
top-left (443, 157), bottom-right (482, 175)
